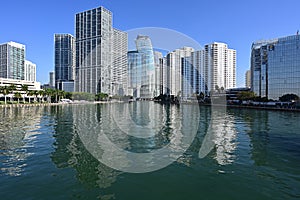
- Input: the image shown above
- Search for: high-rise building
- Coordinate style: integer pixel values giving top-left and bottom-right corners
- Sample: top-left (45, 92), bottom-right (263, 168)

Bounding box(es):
top-left (161, 56), bottom-right (169, 96)
top-left (54, 34), bottom-right (75, 91)
top-left (167, 47), bottom-right (194, 97)
top-left (154, 51), bottom-right (163, 96)
top-left (128, 50), bottom-right (141, 98)
top-left (0, 41), bottom-right (25, 80)
top-left (24, 60), bottom-right (36, 82)
top-left (204, 42), bottom-right (236, 93)
top-left (157, 42), bottom-right (236, 99)
top-left (112, 28), bottom-right (128, 96)
top-left (245, 70), bottom-right (251, 88)
top-left (128, 35), bottom-right (155, 99)
top-left (49, 72), bottom-right (55, 88)
top-left (75, 6), bottom-right (127, 95)
top-left (191, 50), bottom-right (206, 95)
top-left (251, 34), bottom-right (300, 100)
top-left (75, 6), bottom-right (113, 94)
top-left (226, 48), bottom-right (236, 89)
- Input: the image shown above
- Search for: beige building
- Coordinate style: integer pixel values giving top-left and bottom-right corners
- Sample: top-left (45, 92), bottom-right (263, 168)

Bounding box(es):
top-left (245, 70), bottom-right (251, 88)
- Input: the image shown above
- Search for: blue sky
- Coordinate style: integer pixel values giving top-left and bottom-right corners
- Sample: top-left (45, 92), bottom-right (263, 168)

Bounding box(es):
top-left (1, 0), bottom-right (300, 86)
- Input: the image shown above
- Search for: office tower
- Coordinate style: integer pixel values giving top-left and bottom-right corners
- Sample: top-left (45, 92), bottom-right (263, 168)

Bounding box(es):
top-left (245, 70), bottom-right (251, 88)
top-left (75, 6), bottom-right (113, 94)
top-left (24, 60), bottom-right (36, 82)
top-left (112, 28), bottom-right (128, 96)
top-left (0, 41), bottom-right (25, 80)
top-left (49, 72), bottom-right (55, 88)
top-left (251, 34), bottom-right (300, 100)
top-left (204, 42), bottom-right (236, 92)
top-left (128, 35), bottom-right (156, 99)
top-left (54, 34), bottom-right (75, 91)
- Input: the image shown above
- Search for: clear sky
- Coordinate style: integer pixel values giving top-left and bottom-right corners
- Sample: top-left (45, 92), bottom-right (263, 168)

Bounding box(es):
top-left (1, 0), bottom-right (300, 86)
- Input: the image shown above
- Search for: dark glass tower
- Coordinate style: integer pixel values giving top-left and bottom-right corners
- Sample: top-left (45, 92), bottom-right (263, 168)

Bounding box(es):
top-left (54, 34), bottom-right (75, 91)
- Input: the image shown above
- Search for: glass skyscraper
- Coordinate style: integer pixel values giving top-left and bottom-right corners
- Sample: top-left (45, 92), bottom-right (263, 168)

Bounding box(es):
top-left (54, 34), bottom-right (75, 91)
top-left (75, 6), bottom-right (128, 95)
top-left (251, 34), bottom-right (300, 100)
top-left (128, 35), bottom-right (155, 99)
top-left (75, 6), bottom-right (112, 94)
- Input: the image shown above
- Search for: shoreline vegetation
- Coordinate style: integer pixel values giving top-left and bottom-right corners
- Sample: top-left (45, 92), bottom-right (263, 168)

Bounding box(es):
top-left (0, 100), bottom-right (111, 108)
top-left (1, 99), bottom-right (300, 113)
top-left (1, 84), bottom-right (299, 112)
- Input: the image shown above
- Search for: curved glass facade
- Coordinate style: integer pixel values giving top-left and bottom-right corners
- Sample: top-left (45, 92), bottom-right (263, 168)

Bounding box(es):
top-left (128, 35), bottom-right (155, 99)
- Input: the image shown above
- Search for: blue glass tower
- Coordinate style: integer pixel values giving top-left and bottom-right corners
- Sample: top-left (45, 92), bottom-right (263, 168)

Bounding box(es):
top-left (128, 35), bottom-right (155, 99)
top-left (251, 34), bottom-right (300, 100)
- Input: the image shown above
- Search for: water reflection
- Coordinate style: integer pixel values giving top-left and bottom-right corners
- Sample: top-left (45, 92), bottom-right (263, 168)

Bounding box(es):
top-left (50, 105), bottom-right (121, 190)
top-left (212, 112), bottom-right (237, 165)
top-left (73, 102), bottom-right (199, 173)
top-left (229, 108), bottom-right (300, 170)
top-left (0, 107), bottom-right (44, 176)
top-left (198, 106), bottom-right (238, 166)
top-left (0, 103), bottom-right (299, 199)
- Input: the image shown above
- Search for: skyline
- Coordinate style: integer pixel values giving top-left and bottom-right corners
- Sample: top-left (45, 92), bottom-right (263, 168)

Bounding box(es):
top-left (1, 0), bottom-right (300, 86)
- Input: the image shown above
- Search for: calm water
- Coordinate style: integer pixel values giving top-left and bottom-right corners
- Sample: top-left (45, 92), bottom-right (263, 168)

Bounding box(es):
top-left (0, 102), bottom-right (299, 200)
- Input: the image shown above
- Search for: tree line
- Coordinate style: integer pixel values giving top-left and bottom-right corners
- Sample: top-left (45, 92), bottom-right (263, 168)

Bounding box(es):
top-left (0, 84), bottom-right (110, 104)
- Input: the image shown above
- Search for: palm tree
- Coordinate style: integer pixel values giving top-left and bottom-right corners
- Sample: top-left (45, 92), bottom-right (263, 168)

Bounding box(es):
top-left (21, 85), bottom-right (28, 104)
top-left (220, 87), bottom-right (225, 93)
top-left (199, 92), bottom-right (205, 100)
top-left (8, 84), bottom-right (17, 103)
top-left (38, 90), bottom-right (45, 103)
top-left (54, 89), bottom-right (59, 103)
top-left (96, 93), bottom-right (109, 101)
top-left (59, 90), bottom-right (66, 101)
top-left (14, 92), bottom-right (22, 104)
top-left (33, 90), bottom-right (39, 103)
top-left (0, 86), bottom-right (10, 104)
top-left (27, 90), bottom-right (35, 103)
top-left (45, 88), bottom-right (55, 103)
top-left (215, 85), bottom-right (220, 93)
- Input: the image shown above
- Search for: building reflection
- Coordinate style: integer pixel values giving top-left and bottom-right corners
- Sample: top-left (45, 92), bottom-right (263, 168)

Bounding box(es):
top-left (220, 107), bottom-right (300, 182)
top-left (197, 106), bottom-right (238, 166)
top-left (212, 112), bottom-right (237, 165)
top-left (50, 105), bottom-right (120, 191)
top-left (0, 107), bottom-right (43, 176)
top-left (71, 102), bottom-right (199, 173)
top-left (211, 109), bottom-right (237, 165)
top-left (239, 109), bottom-right (270, 166)
top-left (236, 109), bottom-right (300, 170)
